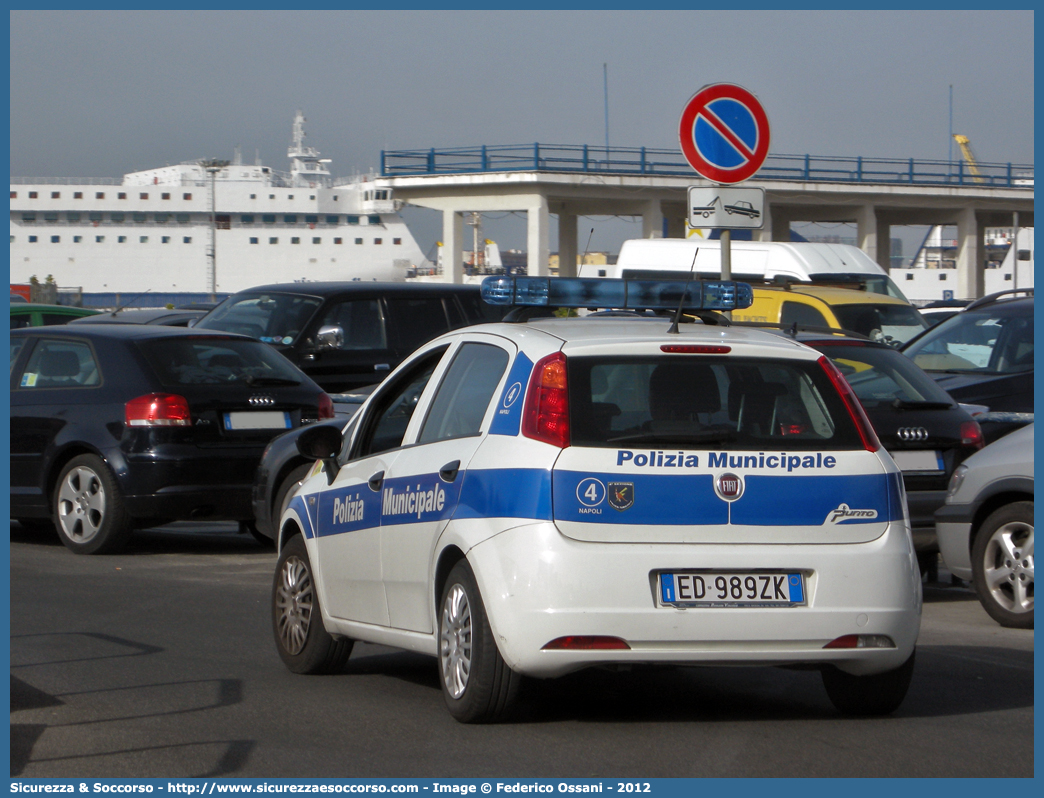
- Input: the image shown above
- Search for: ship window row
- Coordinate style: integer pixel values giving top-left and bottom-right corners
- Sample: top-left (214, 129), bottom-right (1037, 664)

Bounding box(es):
top-left (15, 235), bottom-right (404, 246)
top-left (17, 212), bottom-right (382, 226)
top-left (18, 235), bottom-right (194, 244)
top-left (248, 237), bottom-right (403, 245)
top-left (13, 191), bottom-right (194, 201)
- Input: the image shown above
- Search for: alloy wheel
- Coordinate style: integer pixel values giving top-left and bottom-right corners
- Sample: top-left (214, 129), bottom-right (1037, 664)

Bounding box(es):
top-left (275, 555), bottom-right (315, 655)
top-left (982, 520), bottom-right (1034, 615)
top-left (56, 466), bottom-right (106, 544)
top-left (440, 583), bottom-right (473, 699)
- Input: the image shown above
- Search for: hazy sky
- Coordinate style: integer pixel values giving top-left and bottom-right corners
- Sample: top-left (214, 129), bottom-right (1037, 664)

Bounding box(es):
top-left (9, 9), bottom-right (1035, 255)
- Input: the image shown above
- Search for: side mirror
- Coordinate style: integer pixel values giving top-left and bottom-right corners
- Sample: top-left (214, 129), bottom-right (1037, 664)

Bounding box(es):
top-left (297, 423), bottom-right (343, 459)
top-left (316, 324), bottom-right (344, 350)
top-left (186, 318), bottom-right (198, 328)
top-left (297, 424), bottom-right (344, 485)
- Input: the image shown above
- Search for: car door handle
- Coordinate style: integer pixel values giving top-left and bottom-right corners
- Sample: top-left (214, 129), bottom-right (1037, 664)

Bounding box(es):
top-left (439, 460), bottom-right (461, 483)
top-left (368, 471), bottom-right (384, 492)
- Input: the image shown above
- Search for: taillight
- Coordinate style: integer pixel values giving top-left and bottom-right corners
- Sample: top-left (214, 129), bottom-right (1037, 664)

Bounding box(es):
top-left (318, 392), bottom-right (335, 420)
top-left (542, 636), bottom-right (630, 650)
top-left (817, 355), bottom-right (881, 452)
top-left (823, 634), bottom-right (895, 649)
top-left (125, 393), bottom-right (191, 427)
top-left (960, 420), bottom-right (984, 449)
top-left (522, 351), bottom-right (570, 448)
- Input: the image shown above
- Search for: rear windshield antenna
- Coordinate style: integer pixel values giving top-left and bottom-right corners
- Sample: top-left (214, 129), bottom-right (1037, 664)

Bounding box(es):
top-left (667, 248), bottom-right (699, 335)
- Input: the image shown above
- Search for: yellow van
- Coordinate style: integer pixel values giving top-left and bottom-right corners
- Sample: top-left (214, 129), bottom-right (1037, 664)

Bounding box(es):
top-left (732, 284), bottom-right (929, 346)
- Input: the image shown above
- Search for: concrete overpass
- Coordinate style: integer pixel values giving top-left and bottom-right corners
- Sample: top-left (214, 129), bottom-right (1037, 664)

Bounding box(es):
top-left (377, 144), bottom-right (1033, 299)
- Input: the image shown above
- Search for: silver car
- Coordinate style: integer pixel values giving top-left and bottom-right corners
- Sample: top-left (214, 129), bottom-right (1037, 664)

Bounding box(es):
top-left (935, 424), bottom-right (1034, 628)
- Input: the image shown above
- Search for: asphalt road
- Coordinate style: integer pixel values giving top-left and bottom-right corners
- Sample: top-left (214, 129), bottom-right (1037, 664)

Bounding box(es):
top-left (9, 521), bottom-right (1034, 779)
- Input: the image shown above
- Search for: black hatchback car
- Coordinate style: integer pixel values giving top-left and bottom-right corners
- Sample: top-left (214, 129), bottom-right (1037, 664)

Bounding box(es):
top-left (798, 332), bottom-right (984, 568)
top-left (10, 325), bottom-right (334, 554)
top-left (192, 282), bottom-right (503, 393)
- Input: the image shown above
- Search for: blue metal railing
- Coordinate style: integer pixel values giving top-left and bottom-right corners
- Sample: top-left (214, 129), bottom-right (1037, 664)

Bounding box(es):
top-left (381, 143), bottom-right (1033, 188)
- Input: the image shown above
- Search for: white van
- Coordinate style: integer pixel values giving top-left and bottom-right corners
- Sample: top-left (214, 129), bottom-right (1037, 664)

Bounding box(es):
top-left (580, 238), bottom-right (910, 301)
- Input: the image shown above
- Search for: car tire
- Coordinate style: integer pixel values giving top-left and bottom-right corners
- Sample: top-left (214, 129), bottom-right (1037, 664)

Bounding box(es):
top-left (272, 463), bottom-right (314, 540)
top-left (53, 455), bottom-right (134, 555)
top-left (272, 533), bottom-right (353, 674)
top-left (822, 650), bottom-right (916, 716)
top-left (438, 560), bottom-right (521, 723)
top-left (971, 501), bottom-right (1034, 629)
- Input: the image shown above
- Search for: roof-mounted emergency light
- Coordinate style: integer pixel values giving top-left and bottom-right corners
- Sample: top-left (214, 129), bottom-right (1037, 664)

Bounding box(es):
top-left (480, 276), bottom-right (754, 311)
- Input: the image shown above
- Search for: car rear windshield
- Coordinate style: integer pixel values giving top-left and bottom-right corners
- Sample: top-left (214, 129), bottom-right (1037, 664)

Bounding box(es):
top-left (816, 344), bottom-right (954, 407)
top-left (194, 292), bottom-right (323, 346)
top-left (138, 337), bottom-right (306, 386)
top-left (831, 303), bottom-right (928, 346)
top-left (567, 356), bottom-right (863, 450)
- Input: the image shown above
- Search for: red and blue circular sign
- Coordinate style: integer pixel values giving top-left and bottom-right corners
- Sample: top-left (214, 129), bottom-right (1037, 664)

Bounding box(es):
top-left (679, 83), bottom-right (770, 184)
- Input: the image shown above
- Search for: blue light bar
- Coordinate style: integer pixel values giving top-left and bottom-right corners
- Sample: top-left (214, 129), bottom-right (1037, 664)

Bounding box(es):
top-left (480, 276), bottom-right (753, 311)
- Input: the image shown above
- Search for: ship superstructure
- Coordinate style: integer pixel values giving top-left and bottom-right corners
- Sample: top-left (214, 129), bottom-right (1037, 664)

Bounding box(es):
top-left (10, 112), bottom-right (431, 295)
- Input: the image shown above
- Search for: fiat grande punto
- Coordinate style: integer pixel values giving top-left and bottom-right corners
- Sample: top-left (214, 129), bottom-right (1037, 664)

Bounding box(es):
top-left (270, 277), bottom-right (922, 722)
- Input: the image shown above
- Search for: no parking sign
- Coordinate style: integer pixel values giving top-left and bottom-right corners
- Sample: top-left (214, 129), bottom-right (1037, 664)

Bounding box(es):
top-left (679, 83), bottom-right (770, 184)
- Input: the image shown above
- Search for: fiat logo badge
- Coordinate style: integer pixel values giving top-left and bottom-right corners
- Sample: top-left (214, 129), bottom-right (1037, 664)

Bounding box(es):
top-left (715, 473), bottom-right (744, 502)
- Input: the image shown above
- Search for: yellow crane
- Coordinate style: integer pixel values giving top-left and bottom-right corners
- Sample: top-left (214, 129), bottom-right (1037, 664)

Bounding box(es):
top-left (953, 134), bottom-right (984, 183)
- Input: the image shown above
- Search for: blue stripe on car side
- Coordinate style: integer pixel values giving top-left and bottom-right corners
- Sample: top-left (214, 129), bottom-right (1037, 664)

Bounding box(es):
top-left (455, 467), bottom-right (554, 520)
top-left (299, 466), bottom-right (904, 538)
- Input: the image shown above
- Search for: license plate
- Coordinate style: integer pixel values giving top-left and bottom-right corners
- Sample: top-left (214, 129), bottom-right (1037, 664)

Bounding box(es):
top-left (223, 411), bottom-right (291, 430)
top-left (891, 449), bottom-right (944, 473)
top-left (659, 572), bottom-right (805, 607)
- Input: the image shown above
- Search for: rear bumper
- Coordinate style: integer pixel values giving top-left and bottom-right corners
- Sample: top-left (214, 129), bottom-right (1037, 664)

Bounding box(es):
top-left (120, 445), bottom-right (263, 521)
top-left (466, 520), bottom-right (922, 679)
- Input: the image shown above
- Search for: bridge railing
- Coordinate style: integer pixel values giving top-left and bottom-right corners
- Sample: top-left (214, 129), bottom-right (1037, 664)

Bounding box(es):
top-left (381, 144), bottom-right (1033, 188)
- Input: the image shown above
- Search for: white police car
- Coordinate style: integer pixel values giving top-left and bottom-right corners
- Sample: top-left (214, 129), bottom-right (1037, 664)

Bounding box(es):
top-left (271, 277), bottom-right (922, 723)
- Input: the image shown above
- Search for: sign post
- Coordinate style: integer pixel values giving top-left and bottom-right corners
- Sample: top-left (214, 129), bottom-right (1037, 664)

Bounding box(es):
top-left (679, 84), bottom-right (770, 296)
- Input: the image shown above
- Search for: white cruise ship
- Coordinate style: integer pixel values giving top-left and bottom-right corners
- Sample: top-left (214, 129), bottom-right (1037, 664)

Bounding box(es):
top-left (10, 112), bottom-right (432, 297)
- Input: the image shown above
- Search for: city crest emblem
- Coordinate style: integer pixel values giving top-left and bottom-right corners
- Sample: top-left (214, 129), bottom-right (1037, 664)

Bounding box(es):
top-left (607, 482), bottom-right (635, 511)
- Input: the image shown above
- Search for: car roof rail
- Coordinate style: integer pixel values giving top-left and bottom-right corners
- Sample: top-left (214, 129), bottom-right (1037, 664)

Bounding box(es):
top-left (965, 287), bottom-right (1034, 311)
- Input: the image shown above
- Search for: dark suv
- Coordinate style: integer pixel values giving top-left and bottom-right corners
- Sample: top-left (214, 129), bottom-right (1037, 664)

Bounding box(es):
top-left (902, 290), bottom-right (1033, 443)
top-left (192, 282), bottom-right (502, 392)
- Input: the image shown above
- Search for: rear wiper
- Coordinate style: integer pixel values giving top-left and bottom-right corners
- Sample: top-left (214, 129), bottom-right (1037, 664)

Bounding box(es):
top-left (892, 399), bottom-right (954, 410)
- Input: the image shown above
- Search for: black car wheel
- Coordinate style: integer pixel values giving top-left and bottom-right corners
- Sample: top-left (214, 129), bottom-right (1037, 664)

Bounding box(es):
top-left (53, 455), bottom-right (134, 555)
top-left (822, 650), bottom-right (916, 716)
top-left (438, 560), bottom-right (521, 723)
top-left (971, 501), bottom-right (1034, 629)
top-left (272, 533), bottom-right (353, 673)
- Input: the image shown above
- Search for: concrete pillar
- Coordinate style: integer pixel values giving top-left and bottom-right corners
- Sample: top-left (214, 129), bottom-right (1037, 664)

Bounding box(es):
top-left (856, 204), bottom-right (878, 264)
top-left (441, 209), bottom-right (464, 284)
top-left (876, 220), bottom-right (892, 272)
top-left (754, 202), bottom-right (773, 242)
top-left (642, 200), bottom-right (664, 239)
top-left (527, 196), bottom-right (550, 276)
top-left (956, 206), bottom-right (984, 299)
top-left (771, 210), bottom-right (790, 242)
top-left (558, 212), bottom-right (578, 277)
top-left (665, 215), bottom-right (686, 238)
